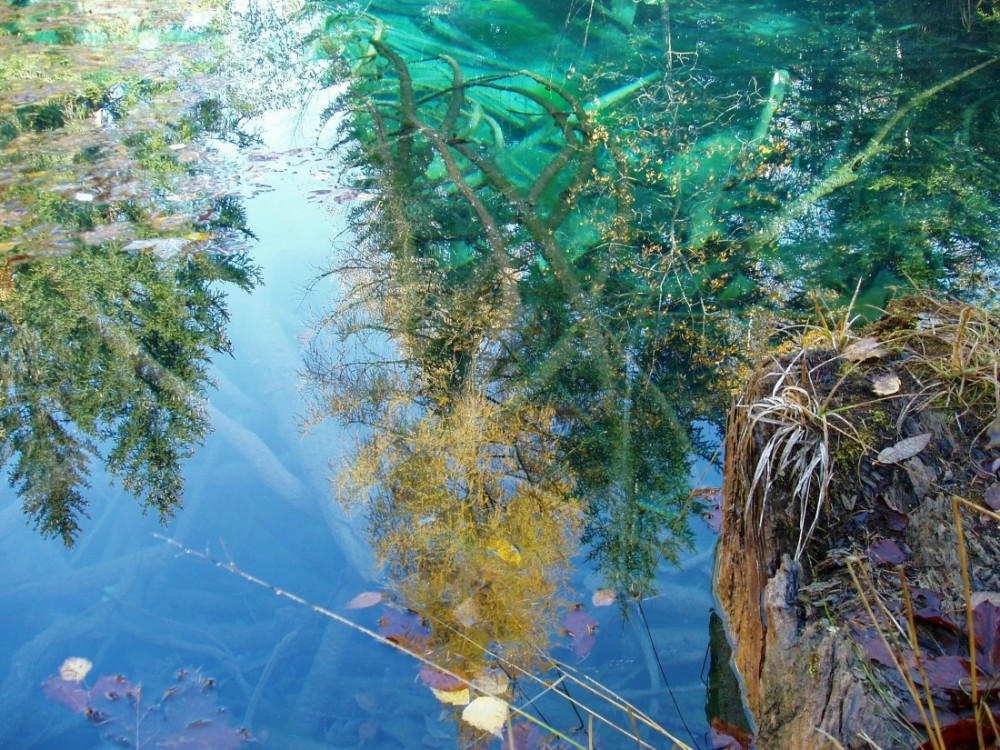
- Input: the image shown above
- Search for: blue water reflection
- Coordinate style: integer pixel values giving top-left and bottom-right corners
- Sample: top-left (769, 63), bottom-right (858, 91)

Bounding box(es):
top-left (1, 86), bottom-right (721, 748)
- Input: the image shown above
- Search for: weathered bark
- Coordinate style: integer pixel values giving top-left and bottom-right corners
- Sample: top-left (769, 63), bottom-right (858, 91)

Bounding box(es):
top-left (714, 369), bottom-right (895, 750)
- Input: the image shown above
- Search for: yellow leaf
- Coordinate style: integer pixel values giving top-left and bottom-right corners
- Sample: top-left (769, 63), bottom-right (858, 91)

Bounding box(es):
top-left (461, 696), bottom-right (508, 736)
top-left (431, 686), bottom-right (470, 705)
top-left (59, 656), bottom-right (93, 683)
top-left (487, 539), bottom-right (521, 566)
top-left (183, 231), bottom-right (214, 242)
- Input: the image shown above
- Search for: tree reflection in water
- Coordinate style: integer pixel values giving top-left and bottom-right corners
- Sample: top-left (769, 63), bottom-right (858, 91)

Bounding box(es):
top-left (0, 0), bottom-right (259, 543)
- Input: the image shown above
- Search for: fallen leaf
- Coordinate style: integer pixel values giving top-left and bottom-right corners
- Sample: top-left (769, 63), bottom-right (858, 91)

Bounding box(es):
top-left (908, 654), bottom-right (971, 692)
top-left (453, 596), bottom-right (478, 627)
top-left (419, 666), bottom-right (465, 691)
top-left (874, 433), bottom-right (932, 465)
top-left (909, 588), bottom-right (958, 632)
top-left (871, 373), bottom-right (901, 395)
top-left (344, 591), bottom-right (384, 609)
top-left (561, 605), bottom-right (599, 659)
top-left (461, 696), bottom-right (508, 737)
top-left (986, 415), bottom-right (1000, 450)
top-left (591, 589), bottom-right (617, 608)
top-left (59, 656), bottom-right (93, 683)
top-left (471, 669), bottom-right (509, 696)
top-left (986, 483), bottom-right (1000, 512)
top-left (843, 337), bottom-right (887, 362)
top-left (868, 539), bottom-right (906, 565)
top-left (854, 628), bottom-right (896, 667)
top-left (880, 507), bottom-right (909, 531)
top-left (431, 686), bottom-right (470, 705)
top-left (917, 716), bottom-right (1000, 750)
top-left (42, 676), bottom-right (89, 713)
top-left (972, 601), bottom-right (1000, 673)
top-left (710, 717), bottom-right (753, 749)
top-left (487, 539), bottom-right (522, 566)
top-left (377, 606), bottom-right (429, 652)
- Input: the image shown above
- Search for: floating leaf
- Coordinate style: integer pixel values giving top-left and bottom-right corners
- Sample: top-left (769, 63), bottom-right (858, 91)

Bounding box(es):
top-left (453, 596), bottom-right (479, 627)
top-left (871, 373), bottom-right (901, 395)
top-left (42, 675), bottom-right (89, 713)
top-left (461, 696), bottom-right (508, 737)
top-left (561, 605), bottom-right (598, 658)
top-left (868, 538), bottom-right (906, 565)
top-left (487, 538), bottom-right (522, 566)
top-left (59, 656), bottom-right (93, 683)
top-left (591, 589), bottom-right (617, 608)
top-left (431, 686), bottom-right (470, 705)
top-left (344, 591), bottom-right (384, 609)
top-left (377, 606), bottom-right (430, 652)
top-left (471, 669), bottom-right (509, 696)
top-left (874, 433), bottom-right (932, 465)
top-left (419, 666), bottom-right (465, 691)
top-left (44, 667), bottom-right (250, 749)
top-left (843, 337), bottom-right (887, 362)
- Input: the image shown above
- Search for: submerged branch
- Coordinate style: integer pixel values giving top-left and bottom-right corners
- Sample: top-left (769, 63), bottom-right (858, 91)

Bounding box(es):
top-left (757, 57), bottom-right (999, 245)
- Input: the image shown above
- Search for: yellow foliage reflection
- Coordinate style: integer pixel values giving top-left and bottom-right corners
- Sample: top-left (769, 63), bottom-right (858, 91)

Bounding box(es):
top-left (338, 386), bottom-right (583, 675)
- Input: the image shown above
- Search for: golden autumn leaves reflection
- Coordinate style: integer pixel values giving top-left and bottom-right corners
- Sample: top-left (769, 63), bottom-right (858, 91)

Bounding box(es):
top-left (339, 389), bottom-right (583, 678)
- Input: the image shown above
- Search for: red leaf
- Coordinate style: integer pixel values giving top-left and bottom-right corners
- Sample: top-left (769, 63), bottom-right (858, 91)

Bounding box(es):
top-left (561, 605), bottom-right (598, 639)
top-left (908, 654), bottom-right (971, 692)
top-left (881, 507), bottom-right (909, 531)
top-left (854, 628), bottom-right (896, 667)
top-left (868, 538), bottom-right (906, 565)
top-left (910, 588), bottom-right (959, 632)
top-left (972, 601), bottom-right (1000, 674)
top-left (42, 676), bottom-right (89, 713)
top-left (561, 605), bottom-right (599, 659)
top-left (918, 715), bottom-right (1000, 750)
top-left (377, 606), bottom-right (430, 652)
top-left (709, 717), bottom-right (753, 749)
top-left (44, 669), bottom-right (250, 749)
top-left (418, 666), bottom-right (465, 691)
top-left (985, 482), bottom-right (1000, 511)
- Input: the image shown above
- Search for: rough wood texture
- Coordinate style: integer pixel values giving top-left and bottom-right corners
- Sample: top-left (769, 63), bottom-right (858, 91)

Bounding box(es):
top-left (714, 369), bottom-right (894, 750)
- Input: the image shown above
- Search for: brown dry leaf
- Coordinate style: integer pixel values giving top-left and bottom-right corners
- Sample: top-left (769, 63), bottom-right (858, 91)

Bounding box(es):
top-left (874, 433), bottom-right (932, 465)
top-left (471, 669), bottom-right (509, 696)
top-left (871, 373), bottom-right (901, 395)
top-left (843, 337), bottom-right (887, 362)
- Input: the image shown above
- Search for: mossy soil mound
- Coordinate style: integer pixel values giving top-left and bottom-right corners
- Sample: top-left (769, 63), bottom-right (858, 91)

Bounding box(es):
top-left (716, 293), bottom-right (1000, 750)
